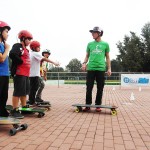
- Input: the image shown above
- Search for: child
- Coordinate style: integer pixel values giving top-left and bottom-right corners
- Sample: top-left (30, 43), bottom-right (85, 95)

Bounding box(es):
top-left (0, 21), bottom-right (11, 117)
top-left (28, 41), bottom-right (59, 105)
top-left (35, 49), bottom-right (51, 102)
top-left (9, 30), bottom-right (33, 119)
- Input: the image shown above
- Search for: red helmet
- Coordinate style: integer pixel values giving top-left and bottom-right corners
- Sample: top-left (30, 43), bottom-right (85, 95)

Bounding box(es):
top-left (30, 41), bottom-right (40, 50)
top-left (18, 30), bottom-right (33, 39)
top-left (0, 21), bottom-right (11, 31)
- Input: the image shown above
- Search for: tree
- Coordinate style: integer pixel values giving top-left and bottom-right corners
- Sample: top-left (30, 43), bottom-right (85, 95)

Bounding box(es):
top-left (50, 67), bottom-right (64, 72)
top-left (116, 32), bottom-right (145, 72)
top-left (141, 22), bottom-right (150, 71)
top-left (66, 58), bottom-right (82, 72)
top-left (111, 59), bottom-right (122, 72)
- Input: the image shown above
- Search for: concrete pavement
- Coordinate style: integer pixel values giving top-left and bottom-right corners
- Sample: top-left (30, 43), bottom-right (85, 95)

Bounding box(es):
top-left (0, 85), bottom-right (150, 150)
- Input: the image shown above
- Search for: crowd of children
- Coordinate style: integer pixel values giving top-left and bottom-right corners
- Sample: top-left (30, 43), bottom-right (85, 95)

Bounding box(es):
top-left (0, 20), bottom-right (59, 119)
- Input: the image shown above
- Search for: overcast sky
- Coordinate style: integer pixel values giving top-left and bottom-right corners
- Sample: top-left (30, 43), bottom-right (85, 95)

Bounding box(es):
top-left (1, 0), bottom-right (150, 68)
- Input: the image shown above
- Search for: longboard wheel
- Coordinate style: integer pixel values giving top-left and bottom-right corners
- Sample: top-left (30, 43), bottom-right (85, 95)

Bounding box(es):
top-left (9, 128), bottom-right (17, 136)
top-left (111, 110), bottom-right (117, 116)
top-left (38, 113), bottom-right (45, 118)
top-left (13, 124), bottom-right (19, 129)
top-left (75, 108), bottom-right (80, 113)
top-left (21, 124), bottom-right (28, 130)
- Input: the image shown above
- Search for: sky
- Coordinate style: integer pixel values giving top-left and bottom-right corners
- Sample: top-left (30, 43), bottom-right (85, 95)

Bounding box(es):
top-left (0, 0), bottom-right (150, 68)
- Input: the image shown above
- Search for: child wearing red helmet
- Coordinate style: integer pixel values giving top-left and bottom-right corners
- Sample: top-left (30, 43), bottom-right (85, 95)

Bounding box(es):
top-left (28, 41), bottom-right (59, 105)
top-left (9, 30), bottom-right (33, 119)
top-left (0, 21), bottom-right (11, 117)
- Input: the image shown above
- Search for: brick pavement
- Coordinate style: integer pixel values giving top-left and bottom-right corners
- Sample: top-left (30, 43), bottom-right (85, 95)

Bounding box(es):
top-left (0, 85), bottom-right (150, 150)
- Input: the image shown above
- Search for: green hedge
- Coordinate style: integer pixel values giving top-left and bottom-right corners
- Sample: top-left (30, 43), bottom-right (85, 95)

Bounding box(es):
top-left (64, 80), bottom-right (121, 85)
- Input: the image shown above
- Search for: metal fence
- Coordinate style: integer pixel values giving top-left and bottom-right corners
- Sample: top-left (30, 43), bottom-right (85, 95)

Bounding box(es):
top-left (46, 72), bottom-right (150, 86)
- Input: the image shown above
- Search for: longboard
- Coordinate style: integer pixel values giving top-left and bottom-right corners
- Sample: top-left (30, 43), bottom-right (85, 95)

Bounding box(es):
top-left (72, 104), bottom-right (118, 115)
top-left (27, 102), bottom-right (51, 110)
top-left (0, 117), bottom-right (28, 136)
top-left (36, 104), bottom-right (51, 110)
top-left (36, 101), bottom-right (50, 105)
top-left (6, 105), bottom-right (45, 118)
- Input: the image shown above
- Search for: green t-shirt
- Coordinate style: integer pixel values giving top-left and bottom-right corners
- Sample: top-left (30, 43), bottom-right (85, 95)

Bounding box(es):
top-left (86, 40), bottom-right (110, 71)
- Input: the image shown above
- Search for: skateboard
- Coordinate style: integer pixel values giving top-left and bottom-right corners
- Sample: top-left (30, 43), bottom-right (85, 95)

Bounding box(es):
top-left (6, 105), bottom-right (45, 118)
top-left (72, 104), bottom-right (118, 115)
top-left (0, 117), bottom-right (28, 136)
top-left (35, 101), bottom-right (51, 110)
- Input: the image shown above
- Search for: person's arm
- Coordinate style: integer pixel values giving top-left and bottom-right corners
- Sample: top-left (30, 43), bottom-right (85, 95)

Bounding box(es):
top-left (81, 52), bottom-right (89, 71)
top-left (105, 52), bottom-right (111, 76)
top-left (0, 43), bottom-right (10, 63)
top-left (42, 57), bottom-right (59, 66)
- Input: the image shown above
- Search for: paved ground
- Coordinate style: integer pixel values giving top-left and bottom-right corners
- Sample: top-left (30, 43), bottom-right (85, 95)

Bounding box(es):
top-left (0, 85), bottom-right (150, 150)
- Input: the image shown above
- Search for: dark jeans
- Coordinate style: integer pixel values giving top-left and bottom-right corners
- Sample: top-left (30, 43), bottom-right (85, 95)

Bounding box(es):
top-left (0, 76), bottom-right (9, 116)
top-left (86, 71), bottom-right (105, 105)
top-left (29, 77), bottom-right (40, 103)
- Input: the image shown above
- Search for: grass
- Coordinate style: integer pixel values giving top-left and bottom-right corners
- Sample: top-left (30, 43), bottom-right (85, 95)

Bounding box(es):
top-left (64, 80), bottom-right (121, 85)
top-left (9, 79), bottom-right (121, 85)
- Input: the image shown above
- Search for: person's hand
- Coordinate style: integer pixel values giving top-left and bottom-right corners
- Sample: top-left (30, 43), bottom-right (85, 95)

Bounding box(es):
top-left (107, 69), bottom-right (111, 76)
top-left (44, 76), bottom-right (47, 81)
top-left (54, 61), bottom-right (60, 66)
top-left (81, 63), bottom-right (86, 71)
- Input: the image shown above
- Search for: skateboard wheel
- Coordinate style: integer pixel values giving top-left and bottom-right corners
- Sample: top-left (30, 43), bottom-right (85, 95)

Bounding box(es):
top-left (13, 124), bottom-right (19, 129)
top-left (75, 108), bottom-right (80, 113)
top-left (38, 113), bottom-right (45, 118)
top-left (21, 124), bottom-right (28, 130)
top-left (75, 106), bottom-right (82, 113)
top-left (111, 110), bottom-right (117, 116)
top-left (9, 128), bottom-right (17, 136)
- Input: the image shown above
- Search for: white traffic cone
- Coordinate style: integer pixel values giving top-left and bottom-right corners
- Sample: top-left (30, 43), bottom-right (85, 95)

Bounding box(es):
top-left (112, 86), bottom-right (115, 91)
top-left (139, 86), bottom-right (141, 92)
top-left (82, 85), bottom-right (85, 89)
top-left (130, 92), bottom-right (135, 101)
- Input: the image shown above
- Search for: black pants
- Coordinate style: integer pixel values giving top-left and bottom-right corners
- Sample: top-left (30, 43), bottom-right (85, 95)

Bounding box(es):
top-left (0, 76), bottom-right (9, 116)
top-left (86, 71), bottom-right (105, 105)
top-left (29, 77), bottom-right (40, 103)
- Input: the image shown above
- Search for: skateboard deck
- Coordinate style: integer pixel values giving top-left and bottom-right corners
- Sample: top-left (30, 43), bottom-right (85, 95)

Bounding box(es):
top-left (36, 101), bottom-right (50, 105)
top-left (72, 104), bottom-right (118, 115)
top-left (26, 102), bottom-right (51, 110)
top-left (6, 105), bottom-right (45, 118)
top-left (0, 117), bottom-right (28, 136)
top-left (37, 104), bottom-right (51, 110)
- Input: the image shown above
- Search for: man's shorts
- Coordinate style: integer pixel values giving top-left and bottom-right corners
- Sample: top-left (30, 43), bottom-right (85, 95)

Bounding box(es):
top-left (13, 75), bottom-right (30, 96)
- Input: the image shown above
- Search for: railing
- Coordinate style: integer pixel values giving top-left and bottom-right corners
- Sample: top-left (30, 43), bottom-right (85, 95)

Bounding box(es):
top-left (9, 72), bottom-right (150, 88)
top-left (46, 72), bottom-right (149, 87)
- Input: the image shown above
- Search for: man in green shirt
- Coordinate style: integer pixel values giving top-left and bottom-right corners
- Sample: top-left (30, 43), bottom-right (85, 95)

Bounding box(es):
top-left (82, 26), bottom-right (111, 112)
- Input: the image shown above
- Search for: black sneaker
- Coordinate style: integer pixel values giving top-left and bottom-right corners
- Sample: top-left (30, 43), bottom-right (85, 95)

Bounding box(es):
top-left (27, 100), bottom-right (35, 106)
top-left (11, 108), bottom-right (24, 119)
top-left (22, 105), bottom-right (30, 108)
top-left (35, 97), bottom-right (44, 103)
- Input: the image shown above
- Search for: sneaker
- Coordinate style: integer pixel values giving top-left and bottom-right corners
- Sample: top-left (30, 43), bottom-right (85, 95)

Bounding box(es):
top-left (35, 97), bottom-right (44, 103)
top-left (83, 107), bottom-right (91, 111)
top-left (22, 105), bottom-right (30, 108)
top-left (27, 100), bottom-right (35, 106)
top-left (96, 107), bottom-right (101, 112)
top-left (11, 108), bottom-right (24, 119)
